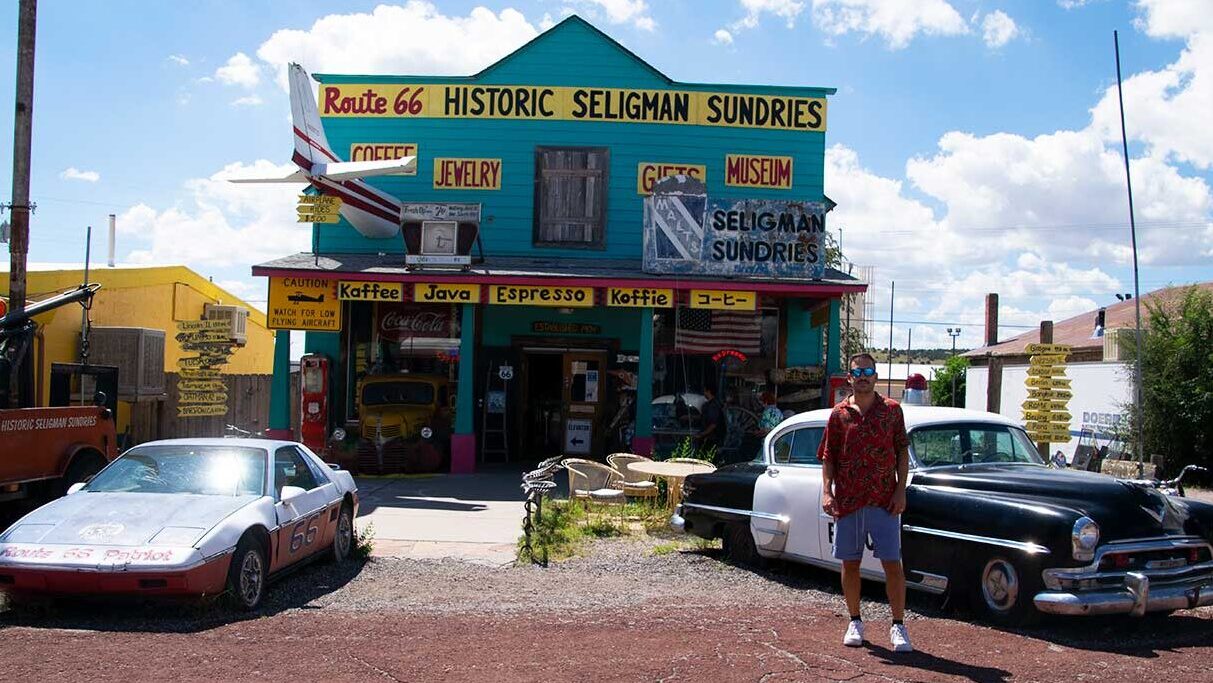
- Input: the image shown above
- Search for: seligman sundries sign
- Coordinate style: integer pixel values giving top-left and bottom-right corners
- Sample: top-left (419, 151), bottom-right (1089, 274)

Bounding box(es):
top-left (642, 178), bottom-right (827, 279)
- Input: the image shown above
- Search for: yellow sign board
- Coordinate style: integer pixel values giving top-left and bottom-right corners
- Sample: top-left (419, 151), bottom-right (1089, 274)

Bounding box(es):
top-left (267, 277), bottom-right (342, 331)
top-left (176, 319), bottom-right (230, 333)
top-left (298, 210), bottom-right (342, 224)
top-left (179, 368), bottom-right (222, 380)
top-left (1023, 411), bottom-right (1072, 423)
top-left (606, 287), bottom-right (674, 308)
top-left (724, 154), bottom-right (793, 189)
top-left (636, 162), bottom-right (706, 195)
top-left (488, 285), bottom-right (593, 307)
top-left (1022, 400), bottom-right (1069, 412)
top-left (414, 283), bottom-right (481, 303)
top-left (1027, 430), bottom-right (1072, 443)
top-left (1027, 365), bottom-right (1067, 377)
top-left (319, 84), bottom-right (828, 133)
top-left (178, 404), bottom-right (229, 418)
top-left (1028, 388), bottom-right (1072, 401)
top-left (297, 194), bottom-right (342, 207)
top-left (1029, 354), bottom-right (1068, 366)
top-left (178, 331), bottom-right (231, 343)
top-left (1025, 343), bottom-right (1072, 355)
top-left (177, 380), bottom-right (226, 392)
top-left (178, 391), bottom-right (228, 405)
top-left (690, 289), bottom-right (757, 311)
top-left (178, 356), bottom-right (222, 369)
top-left (433, 158), bottom-right (501, 190)
top-left (348, 143), bottom-right (418, 173)
top-left (1026, 377), bottom-right (1072, 389)
top-left (338, 281), bottom-right (404, 302)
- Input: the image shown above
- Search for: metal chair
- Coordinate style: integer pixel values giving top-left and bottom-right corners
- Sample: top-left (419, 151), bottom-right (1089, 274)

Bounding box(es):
top-left (606, 453), bottom-right (658, 500)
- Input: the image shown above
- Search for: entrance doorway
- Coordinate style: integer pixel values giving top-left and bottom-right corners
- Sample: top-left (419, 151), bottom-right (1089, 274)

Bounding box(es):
top-left (521, 348), bottom-right (608, 460)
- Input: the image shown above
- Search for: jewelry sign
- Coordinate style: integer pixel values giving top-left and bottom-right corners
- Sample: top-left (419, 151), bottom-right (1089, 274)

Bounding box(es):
top-left (642, 176), bottom-right (827, 279)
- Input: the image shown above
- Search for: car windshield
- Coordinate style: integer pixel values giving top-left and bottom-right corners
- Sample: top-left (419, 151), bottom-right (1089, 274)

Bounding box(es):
top-left (910, 424), bottom-right (1045, 468)
top-left (362, 381), bottom-right (434, 406)
top-left (85, 446), bottom-right (266, 496)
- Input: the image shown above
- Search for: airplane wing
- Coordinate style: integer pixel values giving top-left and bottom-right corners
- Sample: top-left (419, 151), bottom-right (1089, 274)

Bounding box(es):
top-left (227, 168), bottom-right (310, 184)
top-left (314, 157), bottom-right (418, 181)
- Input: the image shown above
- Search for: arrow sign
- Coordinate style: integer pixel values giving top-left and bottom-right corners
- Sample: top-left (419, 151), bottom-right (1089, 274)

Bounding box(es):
top-left (1022, 400), bottom-right (1069, 411)
top-left (297, 194), bottom-right (342, 206)
top-left (1028, 431), bottom-right (1073, 443)
top-left (1026, 377), bottom-right (1072, 388)
top-left (1025, 343), bottom-right (1071, 355)
top-left (178, 404), bottom-right (229, 418)
top-left (176, 319), bottom-right (231, 332)
top-left (178, 391), bottom-right (228, 404)
top-left (1027, 388), bottom-right (1072, 400)
top-left (178, 380), bottom-right (226, 392)
top-left (179, 368), bottom-right (222, 380)
top-left (1029, 354), bottom-right (1068, 366)
top-left (1023, 410), bottom-right (1072, 422)
top-left (178, 356), bottom-right (228, 369)
top-left (298, 212), bottom-right (342, 224)
top-left (1027, 365), bottom-right (1067, 377)
top-left (176, 331), bottom-right (231, 343)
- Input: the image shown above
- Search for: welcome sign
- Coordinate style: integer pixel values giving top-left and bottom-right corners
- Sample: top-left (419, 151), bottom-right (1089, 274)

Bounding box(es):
top-left (643, 178), bottom-right (827, 279)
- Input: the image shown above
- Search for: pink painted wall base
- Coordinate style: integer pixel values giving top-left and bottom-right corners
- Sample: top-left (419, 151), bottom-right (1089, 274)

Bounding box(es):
top-left (450, 434), bottom-right (476, 474)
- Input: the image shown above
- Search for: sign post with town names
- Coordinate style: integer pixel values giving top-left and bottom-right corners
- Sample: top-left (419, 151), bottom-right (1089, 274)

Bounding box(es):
top-left (1022, 343), bottom-right (1073, 444)
top-left (174, 318), bottom-right (235, 418)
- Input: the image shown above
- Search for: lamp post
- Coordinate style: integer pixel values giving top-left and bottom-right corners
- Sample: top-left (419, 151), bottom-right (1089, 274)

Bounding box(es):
top-left (947, 327), bottom-right (961, 407)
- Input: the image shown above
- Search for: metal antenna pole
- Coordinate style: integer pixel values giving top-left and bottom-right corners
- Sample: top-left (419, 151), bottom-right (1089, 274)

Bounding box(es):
top-left (887, 281), bottom-right (894, 395)
top-left (1114, 30), bottom-right (1146, 471)
top-left (79, 225), bottom-right (91, 405)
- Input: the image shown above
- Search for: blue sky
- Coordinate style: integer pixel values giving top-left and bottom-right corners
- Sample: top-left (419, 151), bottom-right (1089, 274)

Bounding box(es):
top-left (1, 0), bottom-right (1210, 353)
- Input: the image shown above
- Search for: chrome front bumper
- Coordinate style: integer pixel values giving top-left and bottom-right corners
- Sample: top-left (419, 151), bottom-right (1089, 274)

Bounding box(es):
top-left (1035, 572), bottom-right (1213, 616)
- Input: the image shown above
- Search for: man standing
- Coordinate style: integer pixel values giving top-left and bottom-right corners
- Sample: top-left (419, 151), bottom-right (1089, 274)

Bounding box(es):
top-left (697, 385), bottom-right (727, 454)
top-left (818, 353), bottom-right (912, 652)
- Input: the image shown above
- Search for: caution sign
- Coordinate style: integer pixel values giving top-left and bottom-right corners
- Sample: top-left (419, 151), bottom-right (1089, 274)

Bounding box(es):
top-left (1023, 345), bottom-right (1073, 443)
top-left (268, 277), bottom-right (341, 331)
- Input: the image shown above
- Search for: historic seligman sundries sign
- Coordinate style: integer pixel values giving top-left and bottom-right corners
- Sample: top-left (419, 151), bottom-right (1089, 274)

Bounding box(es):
top-left (642, 176), bottom-right (827, 279)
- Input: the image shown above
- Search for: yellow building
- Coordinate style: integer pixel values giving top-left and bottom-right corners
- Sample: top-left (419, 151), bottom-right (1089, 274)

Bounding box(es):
top-left (1, 264), bottom-right (274, 442)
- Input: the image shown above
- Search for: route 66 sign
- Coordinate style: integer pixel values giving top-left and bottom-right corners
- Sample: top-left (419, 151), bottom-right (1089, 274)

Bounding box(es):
top-left (498, 365), bottom-right (514, 381)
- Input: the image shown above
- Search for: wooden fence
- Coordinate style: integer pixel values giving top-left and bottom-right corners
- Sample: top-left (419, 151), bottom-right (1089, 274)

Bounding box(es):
top-left (125, 373), bottom-right (274, 445)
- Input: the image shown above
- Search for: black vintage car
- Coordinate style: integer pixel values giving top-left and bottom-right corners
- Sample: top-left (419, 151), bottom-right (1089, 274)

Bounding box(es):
top-left (673, 406), bottom-right (1213, 623)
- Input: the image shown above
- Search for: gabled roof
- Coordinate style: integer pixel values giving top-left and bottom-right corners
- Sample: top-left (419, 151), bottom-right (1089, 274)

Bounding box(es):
top-left (475, 15), bottom-right (671, 84)
top-left (964, 281), bottom-right (1213, 358)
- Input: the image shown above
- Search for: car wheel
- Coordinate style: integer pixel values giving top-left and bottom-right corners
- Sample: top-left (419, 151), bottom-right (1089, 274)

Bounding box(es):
top-left (331, 503), bottom-right (354, 563)
top-left (227, 535), bottom-right (268, 611)
top-left (723, 522), bottom-right (765, 568)
top-left (972, 554), bottom-right (1040, 626)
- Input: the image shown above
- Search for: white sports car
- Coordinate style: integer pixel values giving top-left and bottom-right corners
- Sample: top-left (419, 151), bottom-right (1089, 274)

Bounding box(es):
top-left (0, 438), bottom-right (359, 610)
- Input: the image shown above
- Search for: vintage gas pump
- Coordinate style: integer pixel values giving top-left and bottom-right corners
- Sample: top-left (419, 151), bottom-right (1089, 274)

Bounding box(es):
top-left (299, 353), bottom-right (330, 453)
top-left (827, 374), bottom-right (851, 406)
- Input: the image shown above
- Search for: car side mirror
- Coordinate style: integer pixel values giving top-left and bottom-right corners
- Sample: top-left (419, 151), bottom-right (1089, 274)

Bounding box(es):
top-left (66, 482), bottom-right (87, 495)
top-left (280, 485), bottom-right (307, 505)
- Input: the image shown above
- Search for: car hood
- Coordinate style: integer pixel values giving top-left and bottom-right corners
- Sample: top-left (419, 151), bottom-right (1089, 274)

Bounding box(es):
top-left (912, 465), bottom-right (1190, 541)
top-left (2, 492), bottom-right (259, 547)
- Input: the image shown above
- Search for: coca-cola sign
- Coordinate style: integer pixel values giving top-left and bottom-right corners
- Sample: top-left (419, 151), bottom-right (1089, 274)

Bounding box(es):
top-left (377, 304), bottom-right (453, 342)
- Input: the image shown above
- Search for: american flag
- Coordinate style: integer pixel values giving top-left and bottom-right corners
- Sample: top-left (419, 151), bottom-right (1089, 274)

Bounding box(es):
top-left (675, 308), bottom-right (762, 354)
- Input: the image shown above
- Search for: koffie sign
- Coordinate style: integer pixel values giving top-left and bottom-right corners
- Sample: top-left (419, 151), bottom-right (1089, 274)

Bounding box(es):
top-left (643, 188), bottom-right (827, 279)
top-left (319, 84), bottom-right (826, 132)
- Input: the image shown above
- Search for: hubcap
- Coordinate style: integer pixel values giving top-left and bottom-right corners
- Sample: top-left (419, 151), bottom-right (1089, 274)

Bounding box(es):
top-left (981, 558), bottom-right (1020, 613)
top-left (337, 510), bottom-right (352, 557)
top-left (239, 550), bottom-right (263, 606)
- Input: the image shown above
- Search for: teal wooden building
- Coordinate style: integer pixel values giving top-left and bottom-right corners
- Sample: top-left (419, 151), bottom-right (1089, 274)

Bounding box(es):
top-left (255, 16), bottom-right (865, 473)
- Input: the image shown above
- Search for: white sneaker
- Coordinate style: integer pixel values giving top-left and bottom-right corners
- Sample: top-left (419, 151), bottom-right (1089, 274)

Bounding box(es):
top-left (890, 623), bottom-right (913, 652)
top-left (843, 620), bottom-right (864, 647)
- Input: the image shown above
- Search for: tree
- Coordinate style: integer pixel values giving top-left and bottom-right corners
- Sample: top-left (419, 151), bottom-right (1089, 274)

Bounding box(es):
top-left (1121, 286), bottom-right (1213, 475)
top-left (930, 355), bottom-right (968, 407)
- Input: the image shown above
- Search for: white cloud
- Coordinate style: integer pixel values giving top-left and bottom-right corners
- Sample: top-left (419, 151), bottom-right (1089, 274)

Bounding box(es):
top-left (1133, 0), bottom-right (1213, 40)
top-left (116, 160), bottom-right (310, 269)
top-left (1058, 0), bottom-right (1097, 8)
top-left (167, 54), bottom-right (190, 66)
top-left (254, 2), bottom-right (540, 91)
top-left (980, 10), bottom-right (1019, 48)
top-left (567, 0), bottom-right (656, 31)
top-left (230, 95), bottom-right (264, 107)
top-left (214, 52), bottom-right (261, 89)
top-left (811, 0), bottom-right (968, 49)
top-left (60, 167), bottom-right (100, 183)
top-left (713, 29), bottom-right (734, 45)
top-left (732, 0), bottom-right (806, 30)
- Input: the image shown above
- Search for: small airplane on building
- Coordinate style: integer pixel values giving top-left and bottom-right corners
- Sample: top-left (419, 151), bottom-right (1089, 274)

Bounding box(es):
top-left (229, 63), bottom-right (413, 239)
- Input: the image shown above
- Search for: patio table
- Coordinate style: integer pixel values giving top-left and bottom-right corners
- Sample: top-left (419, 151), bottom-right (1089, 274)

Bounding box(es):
top-left (626, 460), bottom-right (715, 509)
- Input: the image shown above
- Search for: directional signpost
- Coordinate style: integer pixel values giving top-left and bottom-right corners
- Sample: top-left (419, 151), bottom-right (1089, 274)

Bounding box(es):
top-left (1022, 342), bottom-right (1073, 445)
top-left (297, 194), bottom-right (343, 224)
top-left (175, 318), bottom-right (235, 418)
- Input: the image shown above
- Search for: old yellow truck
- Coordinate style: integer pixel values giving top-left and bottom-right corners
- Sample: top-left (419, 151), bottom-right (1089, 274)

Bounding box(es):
top-left (354, 374), bottom-right (451, 474)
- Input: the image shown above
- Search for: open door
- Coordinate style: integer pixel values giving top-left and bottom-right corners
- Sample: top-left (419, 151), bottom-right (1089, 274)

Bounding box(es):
top-left (562, 352), bottom-right (605, 458)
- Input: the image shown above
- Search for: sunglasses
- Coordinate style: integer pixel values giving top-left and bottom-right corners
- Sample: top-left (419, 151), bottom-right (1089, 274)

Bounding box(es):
top-left (849, 367), bottom-right (877, 378)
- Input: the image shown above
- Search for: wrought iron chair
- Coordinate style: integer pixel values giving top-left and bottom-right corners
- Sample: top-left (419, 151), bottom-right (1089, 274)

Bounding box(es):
top-left (561, 458), bottom-right (627, 505)
top-left (606, 453), bottom-right (658, 500)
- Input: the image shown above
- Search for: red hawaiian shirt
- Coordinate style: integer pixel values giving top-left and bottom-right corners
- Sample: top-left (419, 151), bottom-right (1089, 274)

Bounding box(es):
top-left (817, 393), bottom-right (910, 519)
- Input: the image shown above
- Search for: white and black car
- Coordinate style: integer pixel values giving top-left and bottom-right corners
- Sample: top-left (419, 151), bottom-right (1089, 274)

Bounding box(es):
top-left (673, 406), bottom-right (1213, 623)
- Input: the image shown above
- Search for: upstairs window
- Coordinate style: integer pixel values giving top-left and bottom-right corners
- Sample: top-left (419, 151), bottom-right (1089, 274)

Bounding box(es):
top-left (534, 147), bottom-right (608, 248)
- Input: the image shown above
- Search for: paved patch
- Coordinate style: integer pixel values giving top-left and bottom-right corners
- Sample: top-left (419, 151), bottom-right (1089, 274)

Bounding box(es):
top-left (354, 469), bottom-right (524, 566)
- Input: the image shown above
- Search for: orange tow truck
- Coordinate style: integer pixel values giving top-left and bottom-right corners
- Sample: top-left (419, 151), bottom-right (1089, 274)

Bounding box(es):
top-left (0, 285), bottom-right (118, 503)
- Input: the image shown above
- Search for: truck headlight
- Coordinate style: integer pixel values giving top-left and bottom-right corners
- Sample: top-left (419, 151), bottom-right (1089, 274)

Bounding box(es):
top-left (420, 427), bottom-right (433, 439)
top-left (1072, 517), bottom-right (1099, 562)
top-left (331, 427), bottom-right (347, 442)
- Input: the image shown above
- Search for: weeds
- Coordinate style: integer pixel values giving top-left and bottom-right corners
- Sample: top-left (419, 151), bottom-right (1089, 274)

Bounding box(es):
top-left (650, 543), bottom-right (679, 556)
top-left (353, 521), bottom-right (376, 560)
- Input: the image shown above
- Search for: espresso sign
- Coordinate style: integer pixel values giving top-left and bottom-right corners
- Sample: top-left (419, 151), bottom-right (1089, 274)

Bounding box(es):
top-left (488, 285), bottom-right (594, 307)
top-left (376, 303), bottom-right (454, 342)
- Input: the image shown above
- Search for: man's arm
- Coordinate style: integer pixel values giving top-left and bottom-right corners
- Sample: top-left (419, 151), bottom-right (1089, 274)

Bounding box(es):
top-left (822, 457), bottom-right (837, 517)
top-left (820, 411), bottom-right (839, 517)
top-left (887, 406), bottom-right (911, 515)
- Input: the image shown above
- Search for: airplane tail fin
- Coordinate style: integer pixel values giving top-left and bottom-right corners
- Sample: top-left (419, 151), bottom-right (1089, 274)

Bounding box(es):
top-left (289, 63), bottom-right (336, 167)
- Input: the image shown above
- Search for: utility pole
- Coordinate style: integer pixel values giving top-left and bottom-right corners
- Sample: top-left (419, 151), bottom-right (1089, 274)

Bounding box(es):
top-left (6, 0), bottom-right (37, 407)
top-left (947, 327), bottom-right (961, 406)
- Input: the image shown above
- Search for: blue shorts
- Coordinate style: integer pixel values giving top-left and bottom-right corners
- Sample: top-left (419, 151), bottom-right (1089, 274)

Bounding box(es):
top-left (832, 505), bottom-right (902, 562)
